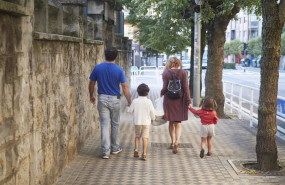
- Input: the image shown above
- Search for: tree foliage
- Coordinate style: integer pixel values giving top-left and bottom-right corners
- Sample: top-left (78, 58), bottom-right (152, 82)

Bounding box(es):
top-left (224, 43), bottom-right (230, 56)
top-left (228, 39), bottom-right (242, 55)
top-left (248, 36), bottom-right (262, 56)
top-left (223, 39), bottom-right (242, 56)
top-left (121, 0), bottom-right (261, 55)
top-left (122, 0), bottom-right (192, 55)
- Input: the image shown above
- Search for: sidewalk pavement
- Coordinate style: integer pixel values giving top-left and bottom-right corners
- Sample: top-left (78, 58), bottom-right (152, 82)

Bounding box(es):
top-left (54, 111), bottom-right (285, 185)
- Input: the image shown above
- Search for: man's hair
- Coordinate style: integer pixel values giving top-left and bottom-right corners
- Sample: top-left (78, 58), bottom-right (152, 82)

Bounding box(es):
top-left (137, 83), bottom-right (150, 96)
top-left (199, 96), bottom-right (218, 111)
top-left (105, 47), bottom-right (118, 61)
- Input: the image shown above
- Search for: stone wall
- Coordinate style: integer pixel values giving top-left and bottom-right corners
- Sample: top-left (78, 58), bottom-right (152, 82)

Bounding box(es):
top-left (0, 0), bottom-right (131, 185)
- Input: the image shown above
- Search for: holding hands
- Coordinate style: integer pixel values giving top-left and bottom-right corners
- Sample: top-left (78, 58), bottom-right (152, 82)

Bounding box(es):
top-left (90, 96), bottom-right (95, 104)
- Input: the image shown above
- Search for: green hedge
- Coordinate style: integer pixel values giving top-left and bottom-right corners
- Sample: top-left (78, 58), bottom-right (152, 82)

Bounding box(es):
top-left (224, 63), bottom-right (236, 69)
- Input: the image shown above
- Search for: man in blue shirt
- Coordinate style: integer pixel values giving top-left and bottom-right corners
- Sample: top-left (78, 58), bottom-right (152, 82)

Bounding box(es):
top-left (89, 47), bottom-right (131, 159)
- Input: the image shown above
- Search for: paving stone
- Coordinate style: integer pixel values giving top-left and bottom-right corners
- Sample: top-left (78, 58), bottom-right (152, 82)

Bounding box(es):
top-left (53, 112), bottom-right (285, 185)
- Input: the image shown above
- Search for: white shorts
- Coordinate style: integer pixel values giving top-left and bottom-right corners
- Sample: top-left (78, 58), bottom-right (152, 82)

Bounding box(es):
top-left (200, 124), bottom-right (215, 138)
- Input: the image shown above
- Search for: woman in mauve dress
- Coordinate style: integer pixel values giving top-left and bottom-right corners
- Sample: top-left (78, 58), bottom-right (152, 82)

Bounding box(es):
top-left (160, 57), bottom-right (191, 154)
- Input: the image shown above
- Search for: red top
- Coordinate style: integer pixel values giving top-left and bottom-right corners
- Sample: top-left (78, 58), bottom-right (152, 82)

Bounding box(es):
top-left (188, 107), bottom-right (218, 125)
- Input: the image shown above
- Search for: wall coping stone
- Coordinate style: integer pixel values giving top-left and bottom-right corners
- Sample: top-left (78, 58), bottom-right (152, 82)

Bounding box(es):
top-left (83, 39), bottom-right (104, 45)
top-left (0, 1), bottom-right (32, 16)
top-left (34, 32), bottom-right (82, 42)
top-left (60, 0), bottom-right (86, 6)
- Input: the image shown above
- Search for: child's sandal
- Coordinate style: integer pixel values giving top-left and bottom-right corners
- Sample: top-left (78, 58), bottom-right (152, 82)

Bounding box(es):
top-left (134, 150), bottom-right (139, 157)
top-left (200, 149), bottom-right (205, 158)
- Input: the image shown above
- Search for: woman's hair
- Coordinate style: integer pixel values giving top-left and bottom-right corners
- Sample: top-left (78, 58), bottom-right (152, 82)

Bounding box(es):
top-left (164, 57), bottom-right (182, 71)
top-left (199, 97), bottom-right (217, 111)
top-left (137, 83), bottom-right (150, 96)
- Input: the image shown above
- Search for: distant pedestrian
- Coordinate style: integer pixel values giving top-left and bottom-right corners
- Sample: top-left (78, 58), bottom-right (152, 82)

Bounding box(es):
top-left (188, 97), bottom-right (219, 158)
top-left (161, 57), bottom-right (191, 154)
top-left (127, 83), bottom-right (155, 160)
top-left (89, 47), bottom-right (132, 159)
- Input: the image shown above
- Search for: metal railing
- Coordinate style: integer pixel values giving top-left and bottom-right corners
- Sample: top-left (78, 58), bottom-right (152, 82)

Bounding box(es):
top-left (223, 81), bottom-right (285, 134)
top-left (130, 66), bottom-right (164, 88)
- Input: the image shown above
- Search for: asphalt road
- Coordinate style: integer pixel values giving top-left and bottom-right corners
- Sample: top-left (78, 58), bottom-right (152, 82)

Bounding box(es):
top-left (130, 66), bottom-right (285, 132)
top-left (201, 66), bottom-right (285, 132)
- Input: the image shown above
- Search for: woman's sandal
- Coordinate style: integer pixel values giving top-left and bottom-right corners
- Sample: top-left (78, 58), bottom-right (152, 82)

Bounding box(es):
top-left (169, 143), bottom-right (175, 150)
top-left (142, 154), bottom-right (147, 161)
top-left (173, 143), bottom-right (179, 154)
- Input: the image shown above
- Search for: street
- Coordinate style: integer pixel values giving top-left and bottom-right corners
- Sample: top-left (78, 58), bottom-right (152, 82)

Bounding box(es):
top-left (130, 66), bottom-right (285, 132)
top-left (201, 66), bottom-right (285, 132)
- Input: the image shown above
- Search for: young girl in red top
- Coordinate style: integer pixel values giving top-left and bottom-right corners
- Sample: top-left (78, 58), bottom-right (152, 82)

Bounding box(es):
top-left (189, 97), bottom-right (218, 158)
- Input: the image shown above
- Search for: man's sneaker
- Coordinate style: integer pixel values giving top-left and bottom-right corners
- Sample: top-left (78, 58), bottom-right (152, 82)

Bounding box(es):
top-left (112, 146), bottom-right (122, 154)
top-left (200, 149), bottom-right (205, 158)
top-left (206, 152), bottom-right (212, 156)
top-left (102, 154), bottom-right (109, 159)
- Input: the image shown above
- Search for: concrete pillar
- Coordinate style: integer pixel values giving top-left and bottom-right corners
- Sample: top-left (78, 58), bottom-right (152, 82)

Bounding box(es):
top-left (84, 17), bottom-right (95, 40)
top-left (115, 11), bottom-right (124, 35)
top-left (122, 37), bottom-right (129, 50)
top-left (34, 0), bottom-right (48, 32)
top-left (87, 0), bottom-right (115, 47)
top-left (48, 0), bottom-right (63, 34)
top-left (60, 0), bottom-right (85, 37)
top-left (115, 33), bottom-right (122, 50)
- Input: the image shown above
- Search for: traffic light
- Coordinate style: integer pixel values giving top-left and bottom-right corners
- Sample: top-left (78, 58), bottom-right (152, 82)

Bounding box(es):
top-left (242, 43), bottom-right (248, 55)
top-left (243, 43), bottom-right (248, 51)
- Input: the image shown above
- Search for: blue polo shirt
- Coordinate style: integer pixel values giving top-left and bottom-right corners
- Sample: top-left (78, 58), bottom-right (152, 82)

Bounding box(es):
top-left (89, 62), bottom-right (127, 96)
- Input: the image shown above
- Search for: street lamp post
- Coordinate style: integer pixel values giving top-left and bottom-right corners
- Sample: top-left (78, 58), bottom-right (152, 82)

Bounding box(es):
top-left (193, 0), bottom-right (201, 106)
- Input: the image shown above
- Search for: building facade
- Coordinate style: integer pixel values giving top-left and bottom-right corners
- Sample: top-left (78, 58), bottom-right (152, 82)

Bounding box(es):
top-left (225, 10), bottom-right (262, 64)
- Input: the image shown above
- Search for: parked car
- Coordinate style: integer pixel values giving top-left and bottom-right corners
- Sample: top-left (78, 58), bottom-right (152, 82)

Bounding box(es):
top-left (182, 60), bottom-right (191, 70)
top-left (252, 56), bottom-right (261, 67)
top-left (202, 59), bottom-right (207, 69)
top-left (241, 58), bottom-right (250, 67)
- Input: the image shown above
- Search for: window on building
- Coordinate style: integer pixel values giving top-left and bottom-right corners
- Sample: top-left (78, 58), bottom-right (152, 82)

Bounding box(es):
top-left (231, 30), bottom-right (236, 40)
top-left (250, 29), bottom-right (258, 39)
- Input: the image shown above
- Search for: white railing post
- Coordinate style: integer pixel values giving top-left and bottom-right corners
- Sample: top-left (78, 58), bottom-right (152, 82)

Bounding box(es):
top-left (238, 86), bottom-right (242, 119)
top-left (230, 83), bottom-right (233, 113)
top-left (223, 82), bottom-right (226, 111)
top-left (250, 89), bottom-right (254, 127)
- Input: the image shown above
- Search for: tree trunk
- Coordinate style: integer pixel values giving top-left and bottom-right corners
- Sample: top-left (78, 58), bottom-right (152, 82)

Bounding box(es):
top-left (205, 17), bottom-right (230, 118)
top-left (256, 0), bottom-right (284, 171)
top-left (189, 22), bottom-right (195, 98)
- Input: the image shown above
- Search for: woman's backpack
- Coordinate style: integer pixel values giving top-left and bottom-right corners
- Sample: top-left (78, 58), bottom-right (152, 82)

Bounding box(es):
top-left (166, 69), bottom-right (183, 99)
